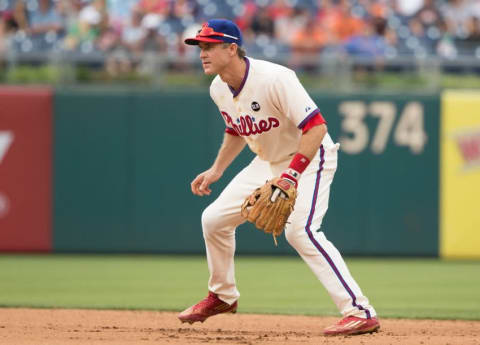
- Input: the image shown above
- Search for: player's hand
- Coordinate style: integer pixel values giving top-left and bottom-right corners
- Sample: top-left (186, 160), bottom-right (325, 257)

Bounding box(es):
top-left (191, 168), bottom-right (222, 196)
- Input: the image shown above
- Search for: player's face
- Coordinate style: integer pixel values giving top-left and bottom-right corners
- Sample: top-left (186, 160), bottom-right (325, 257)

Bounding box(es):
top-left (198, 42), bottom-right (233, 75)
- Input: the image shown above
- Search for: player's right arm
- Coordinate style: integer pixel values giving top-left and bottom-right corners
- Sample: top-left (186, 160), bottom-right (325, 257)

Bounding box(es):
top-left (191, 133), bottom-right (246, 196)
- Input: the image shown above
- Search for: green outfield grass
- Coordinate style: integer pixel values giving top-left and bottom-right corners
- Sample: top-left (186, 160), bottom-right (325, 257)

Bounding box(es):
top-left (0, 255), bottom-right (479, 320)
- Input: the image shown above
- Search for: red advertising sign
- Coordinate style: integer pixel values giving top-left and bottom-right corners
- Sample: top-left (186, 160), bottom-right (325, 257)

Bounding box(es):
top-left (0, 87), bottom-right (52, 251)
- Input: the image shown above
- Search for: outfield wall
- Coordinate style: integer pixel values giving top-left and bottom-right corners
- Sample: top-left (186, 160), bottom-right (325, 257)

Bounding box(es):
top-left (0, 87), bottom-right (476, 257)
top-left (0, 87), bottom-right (52, 251)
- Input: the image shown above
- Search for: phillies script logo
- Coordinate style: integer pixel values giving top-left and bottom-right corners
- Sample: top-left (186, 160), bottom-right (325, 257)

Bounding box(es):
top-left (454, 129), bottom-right (480, 170)
top-left (221, 111), bottom-right (279, 136)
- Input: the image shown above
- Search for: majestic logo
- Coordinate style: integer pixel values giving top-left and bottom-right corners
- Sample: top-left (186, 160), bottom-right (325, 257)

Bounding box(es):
top-left (251, 101), bottom-right (260, 111)
top-left (453, 128), bottom-right (480, 171)
top-left (221, 111), bottom-right (279, 136)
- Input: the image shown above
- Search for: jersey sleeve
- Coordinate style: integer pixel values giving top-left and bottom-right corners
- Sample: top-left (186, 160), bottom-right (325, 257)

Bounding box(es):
top-left (270, 69), bottom-right (323, 129)
top-left (301, 112), bottom-right (326, 133)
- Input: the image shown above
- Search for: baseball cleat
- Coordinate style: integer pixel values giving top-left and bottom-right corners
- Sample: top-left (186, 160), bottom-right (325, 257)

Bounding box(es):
top-left (323, 316), bottom-right (380, 336)
top-left (178, 292), bottom-right (238, 324)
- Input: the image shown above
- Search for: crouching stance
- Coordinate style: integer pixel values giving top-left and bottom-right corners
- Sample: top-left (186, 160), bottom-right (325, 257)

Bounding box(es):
top-left (178, 19), bottom-right (380, 336)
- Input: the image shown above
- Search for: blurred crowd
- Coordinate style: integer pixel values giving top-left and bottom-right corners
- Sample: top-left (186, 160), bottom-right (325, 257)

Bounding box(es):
top-left (1, 0), bottom-right (480, 74)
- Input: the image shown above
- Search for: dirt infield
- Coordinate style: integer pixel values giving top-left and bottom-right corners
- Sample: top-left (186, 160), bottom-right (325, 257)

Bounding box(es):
top-left (0, 308), bottom-right (479, 345)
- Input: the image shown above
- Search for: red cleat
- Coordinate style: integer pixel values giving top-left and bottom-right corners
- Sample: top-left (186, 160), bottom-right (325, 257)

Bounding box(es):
top-left (323, 316), bottom-right (380, 336)
top-left (178, 292), bottom-right (238, 324)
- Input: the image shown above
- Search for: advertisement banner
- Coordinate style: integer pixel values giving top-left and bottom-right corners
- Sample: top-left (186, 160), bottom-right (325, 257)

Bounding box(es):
top-left (441, 90), bottom-right (480, 259)
top-left (0, 87), bottom-right (52, 251)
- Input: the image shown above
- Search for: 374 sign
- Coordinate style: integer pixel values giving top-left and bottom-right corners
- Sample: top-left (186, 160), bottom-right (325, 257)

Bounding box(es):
top-left (338, 101), bottom-right (427, 155)
top-left (0, 131), bottom-right (14, 164)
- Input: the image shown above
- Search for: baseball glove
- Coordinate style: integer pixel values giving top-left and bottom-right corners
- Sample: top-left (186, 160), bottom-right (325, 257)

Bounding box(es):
top-left (241, 177), bottom-right (297, 246)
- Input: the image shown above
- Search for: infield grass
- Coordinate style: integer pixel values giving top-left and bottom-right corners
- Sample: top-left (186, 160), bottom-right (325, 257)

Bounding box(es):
top-left (0, 255), bottom-right (479, 320)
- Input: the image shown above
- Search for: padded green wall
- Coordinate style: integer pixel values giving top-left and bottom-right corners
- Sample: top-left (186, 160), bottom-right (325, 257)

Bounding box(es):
top-left (317, 94), bottom-right (439, 256)
top-left (54, 89), bottom-right (439, 255)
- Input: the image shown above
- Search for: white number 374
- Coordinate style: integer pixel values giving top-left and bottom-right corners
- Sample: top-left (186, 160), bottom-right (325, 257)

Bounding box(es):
top-left (338, 101), bottom-right (428, 155)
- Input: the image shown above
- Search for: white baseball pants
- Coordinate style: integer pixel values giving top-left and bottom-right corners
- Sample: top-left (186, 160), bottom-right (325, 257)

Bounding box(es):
top-left (201, 144), bottom-right (376, 319)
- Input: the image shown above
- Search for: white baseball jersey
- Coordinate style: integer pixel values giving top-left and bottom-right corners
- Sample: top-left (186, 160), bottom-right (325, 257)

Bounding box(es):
top-left (209, 57), bottom-right (335, 163)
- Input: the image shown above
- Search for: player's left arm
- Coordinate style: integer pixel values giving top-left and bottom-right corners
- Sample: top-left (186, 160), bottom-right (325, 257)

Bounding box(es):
top-left (270, 69), bottom-right (329, 187)
top-left (297, 123), bottom-right (327, 160)
top-left (280, 122), bottom-right (327, 187)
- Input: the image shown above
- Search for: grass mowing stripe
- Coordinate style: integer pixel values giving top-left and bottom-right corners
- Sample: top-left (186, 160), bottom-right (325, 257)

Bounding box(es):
top-left (0, 255), bottom-right (479, 320)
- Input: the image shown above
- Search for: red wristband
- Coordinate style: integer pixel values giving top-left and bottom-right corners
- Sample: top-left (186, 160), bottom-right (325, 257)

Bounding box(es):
top-left (280, 153), bottom-right (311, 188)
top-left (289, 153), bottom-right (310, 173)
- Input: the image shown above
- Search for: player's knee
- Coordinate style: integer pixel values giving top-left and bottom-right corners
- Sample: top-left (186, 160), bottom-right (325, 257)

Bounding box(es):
top-left (284, 226), bottom-right (304, 249)
top-left (201, 204), bottom-right (220, 237)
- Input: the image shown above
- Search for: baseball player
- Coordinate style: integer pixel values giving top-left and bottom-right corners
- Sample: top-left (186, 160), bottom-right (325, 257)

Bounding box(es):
top-left (178, 19), bottom-right (380, 336)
